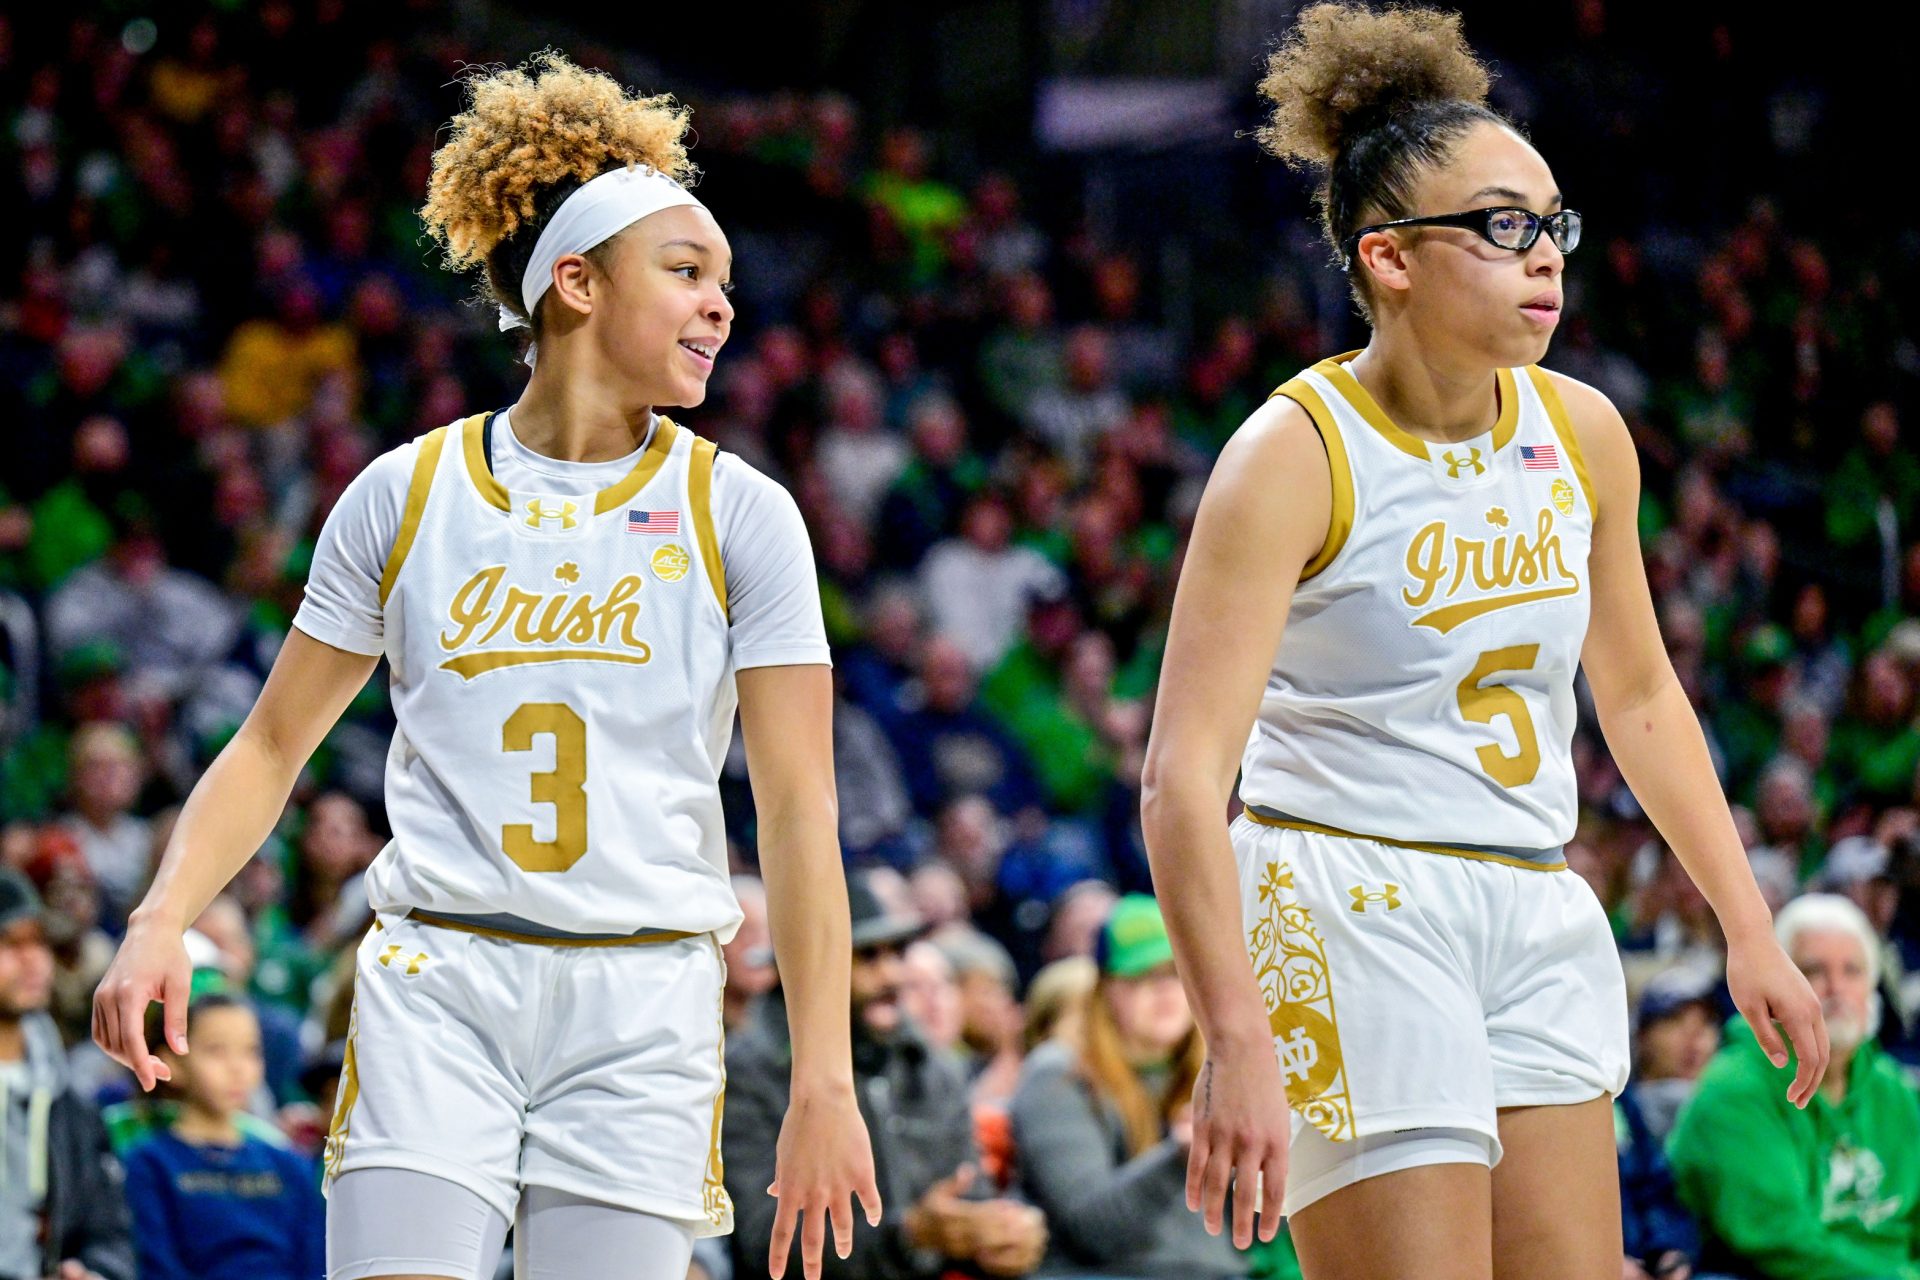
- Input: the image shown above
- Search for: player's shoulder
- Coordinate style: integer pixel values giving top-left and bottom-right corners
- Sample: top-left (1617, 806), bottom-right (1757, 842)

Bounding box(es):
top-left (710, 446), bottom-right (803, 519)
top-left (1225, 385), bottom-right (1329, 464)
top-left (1531, 367), bottom-right (1627, 440)
top-left (709, 443), bottom-right (780, 493)
top-left (1529, 365), bottom-right (1633, 481)
top-left (363, 421), bottom-right (458, 487)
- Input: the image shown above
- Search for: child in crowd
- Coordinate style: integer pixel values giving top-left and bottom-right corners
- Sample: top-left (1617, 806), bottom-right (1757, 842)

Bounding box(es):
top-left (121, 994), bottom-right (324, 1280)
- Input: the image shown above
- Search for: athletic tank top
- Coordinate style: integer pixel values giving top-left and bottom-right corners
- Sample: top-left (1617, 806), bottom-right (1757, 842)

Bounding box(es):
top-left (1237, 351), bottom-right (1597, 853)
top-left (364, 409), bottom-right (744, 940)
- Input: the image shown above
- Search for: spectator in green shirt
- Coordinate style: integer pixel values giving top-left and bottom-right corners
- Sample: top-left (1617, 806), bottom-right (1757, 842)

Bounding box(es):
top-left (1830, 650), bottom-right (1920, 807)
top-left (1668, 894), bottom-right (1920, 1279)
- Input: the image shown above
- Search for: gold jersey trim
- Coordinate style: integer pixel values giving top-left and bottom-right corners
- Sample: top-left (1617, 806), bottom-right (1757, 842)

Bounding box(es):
top-left (458, 411), bottom-right (682, 516)
top-left (1270, 377), bottom-right (1354, 582)
top-left (1410, 582), bottom-right (1583, 635)
top-left (462, 411), bottom-right (512, 512)
top-left (688, 434), bottom-right (729, 619)
top-left (378, 422), bottom-right (455, 607)
top-left (1315, 351), bottom-right (1519, 461)
top-left (1525, 366), bottom-right (1598, 522)
top-left (702, 934), bottom-right (732, 1226)
top-left (1242, 808), bottom-right (1567, 872)
top-left (594, 416), bottom-right (681, 515)
top-left (409, 910), bottom-right (699, 947)
top-left (323, 973), bottom-right (365, 1182)
top-left (438, 648), bottom-right (653, 680)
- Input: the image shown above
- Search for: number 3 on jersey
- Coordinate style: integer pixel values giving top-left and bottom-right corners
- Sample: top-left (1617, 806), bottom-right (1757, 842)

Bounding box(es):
top-left (1456, 645), bottom-right (1541, 789)
top-left (501, 703), bottom-right (588, 871)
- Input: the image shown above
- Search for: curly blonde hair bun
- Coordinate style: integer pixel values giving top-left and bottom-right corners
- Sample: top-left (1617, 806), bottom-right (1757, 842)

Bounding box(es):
top-left (418, 49), bottom-right (697, 326)
top-left (1256, 3), bottom-right (1490, 171)
top-left (1253, 4), bottom-right (1511, 318)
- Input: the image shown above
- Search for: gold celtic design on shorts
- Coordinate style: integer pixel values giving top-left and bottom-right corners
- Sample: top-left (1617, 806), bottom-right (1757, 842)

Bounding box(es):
top-left (1246, 859), bottom-right (1355, 1141)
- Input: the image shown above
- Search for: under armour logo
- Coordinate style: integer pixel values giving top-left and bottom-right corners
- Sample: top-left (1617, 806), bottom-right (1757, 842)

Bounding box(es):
top-left (525, 498), bottom-right (579, 530)
top-left (378, 944), bottom-right (430, 975)
top-left (1278, 1026), bottom-right (1320, 1083)
top-left (1441, 448), bottom-right (1485, 479)
top-left (1348, 883), bottom-right (1402, 914)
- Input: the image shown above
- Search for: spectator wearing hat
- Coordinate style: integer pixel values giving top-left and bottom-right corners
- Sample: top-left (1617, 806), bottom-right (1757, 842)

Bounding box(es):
top-left (1010, 893), bottom-right (1244, 1279)
top-left (0, 867), bottom-right (133, 1280)
top-left (1632, 966), bottom-right (1726, 1145)
top-left (1668, 895), bottom-right (1920, 1278)
top-left (724, 870), bottom-right (1047, 1280)
top-left (1615, 966), bottom-right (1721, 1280)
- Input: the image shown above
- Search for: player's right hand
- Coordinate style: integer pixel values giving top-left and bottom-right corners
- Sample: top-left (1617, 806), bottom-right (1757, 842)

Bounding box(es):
top-left (1185, 1041), bottom-right (1291, 1249)
top-left (766, 1082), bottom-right (882, 1280)
top-left (91, 915), bottom-right (191, 1091)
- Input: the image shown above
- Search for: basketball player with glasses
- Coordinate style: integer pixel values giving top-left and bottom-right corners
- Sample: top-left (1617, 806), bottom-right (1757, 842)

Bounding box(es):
top-left (1141, 7), bottom-right (1825, 1278)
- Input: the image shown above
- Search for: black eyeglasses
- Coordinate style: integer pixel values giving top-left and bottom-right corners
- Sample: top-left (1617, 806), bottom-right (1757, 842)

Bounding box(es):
top-left (1341, 207), bottom-right (1582, 269)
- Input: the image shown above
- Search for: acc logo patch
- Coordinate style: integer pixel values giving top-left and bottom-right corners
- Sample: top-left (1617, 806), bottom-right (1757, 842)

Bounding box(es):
top-left (651, 544), bottom-right (691, 583)
top-left (1551, 478), bottom-right (1575, 516)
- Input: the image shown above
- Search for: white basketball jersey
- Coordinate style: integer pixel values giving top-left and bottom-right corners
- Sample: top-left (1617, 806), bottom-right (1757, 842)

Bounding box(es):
top-left (1239, 352), bottom-right (1597, 850)
top-left (364, 409), bottom-right (744, 940)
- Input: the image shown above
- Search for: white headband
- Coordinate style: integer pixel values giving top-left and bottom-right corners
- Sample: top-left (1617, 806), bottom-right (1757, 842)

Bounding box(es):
top-left (497, 164), bottom-right (706, 368)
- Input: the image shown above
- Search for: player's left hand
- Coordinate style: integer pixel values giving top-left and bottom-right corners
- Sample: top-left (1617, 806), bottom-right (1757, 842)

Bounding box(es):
top-left (767, 1082), bottom-right (881, 1280)
top-left (1726, 928), bottom-right (1829, 1109)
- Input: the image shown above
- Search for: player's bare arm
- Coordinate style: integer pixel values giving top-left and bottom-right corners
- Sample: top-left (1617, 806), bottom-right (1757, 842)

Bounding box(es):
top-left (1138, 393), bottom-right (1329, 1249)
top-left (737, 662), bottom-right (883, 1279)
top-left (1565, 370), bottom-right (1829, 1105)
top-left (93, 629), bottom-right (379, 1089)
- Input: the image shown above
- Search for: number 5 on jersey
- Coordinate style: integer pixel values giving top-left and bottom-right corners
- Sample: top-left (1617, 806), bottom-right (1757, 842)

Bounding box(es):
top-left (1456, 645), bottom-right (1541, 789)
top-left (502, 702), bottom-right (588, 871)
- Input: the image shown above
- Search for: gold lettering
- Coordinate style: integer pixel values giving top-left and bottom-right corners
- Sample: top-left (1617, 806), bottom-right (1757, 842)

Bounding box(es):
top-left (532, 594), bottom-right (567, 643)
top-left (478, 587), bottom-right (537, 645)
top-left (598, 574), bottom-right (646, 646)
top-left (1401, 506), bottom-right (1583, 632)
top-left (441, 566), bottom-right (506, 650)
top-left (561, 596), bottom-right (598, 644)
top-left (1402, 522), bottom-right (1448, 607)
top-left (441, 567), bottom-right (650, 661)
top-left (1538, 507), bottom-right (1572, 582)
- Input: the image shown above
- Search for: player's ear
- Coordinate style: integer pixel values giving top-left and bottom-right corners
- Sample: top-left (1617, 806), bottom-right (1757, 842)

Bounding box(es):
top-left (548, 254), bottom-right (596, 318)
top-left (1355, 231), bottom-right (1413, 296)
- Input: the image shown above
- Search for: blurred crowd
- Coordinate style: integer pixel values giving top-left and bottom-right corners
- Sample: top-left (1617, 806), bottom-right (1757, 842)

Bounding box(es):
top-left (4, 4), bottom-right (1920, 1279)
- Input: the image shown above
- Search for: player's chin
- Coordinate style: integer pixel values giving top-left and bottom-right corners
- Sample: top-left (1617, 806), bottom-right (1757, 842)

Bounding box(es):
top-left (1497, 325), bottom-right (1554, 368)
top-left (672, 370), bottom-right (712, 409)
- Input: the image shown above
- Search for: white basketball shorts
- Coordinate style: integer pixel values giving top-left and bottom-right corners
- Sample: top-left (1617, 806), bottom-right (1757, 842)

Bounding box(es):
top-left (322, 910), bottom-right (734, 1237)
top-left (1230, 813), bottom-right (1629, 1203)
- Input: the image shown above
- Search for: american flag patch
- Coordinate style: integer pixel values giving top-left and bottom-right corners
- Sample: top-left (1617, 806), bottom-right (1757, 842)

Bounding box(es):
top-left (1520, 444), bottom-right (1561, 471)
top-left (626, 509), bottom-right (681, 535)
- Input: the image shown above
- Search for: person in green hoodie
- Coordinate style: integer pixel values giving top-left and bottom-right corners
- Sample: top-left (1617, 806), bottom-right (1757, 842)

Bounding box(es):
top-left (1668, 893), bottom-right (1920, 1279)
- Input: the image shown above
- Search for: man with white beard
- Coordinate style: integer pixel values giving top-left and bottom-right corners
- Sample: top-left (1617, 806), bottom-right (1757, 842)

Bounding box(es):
top-left (1668, 894), bottom-right (1920, 1278)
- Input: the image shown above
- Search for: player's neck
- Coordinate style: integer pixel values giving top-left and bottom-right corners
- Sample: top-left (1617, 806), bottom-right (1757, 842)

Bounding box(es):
top-left (0, 1018), bottom-right (24, 1062)
top-left (1346, 330), bottom-right (1501, 447)
top-left (512, 364), bottom-right (657, 465)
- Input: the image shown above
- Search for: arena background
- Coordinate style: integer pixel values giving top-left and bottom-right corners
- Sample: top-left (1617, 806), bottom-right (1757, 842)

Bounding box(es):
top-left (5, 2), bottom-right (1920, 1278)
